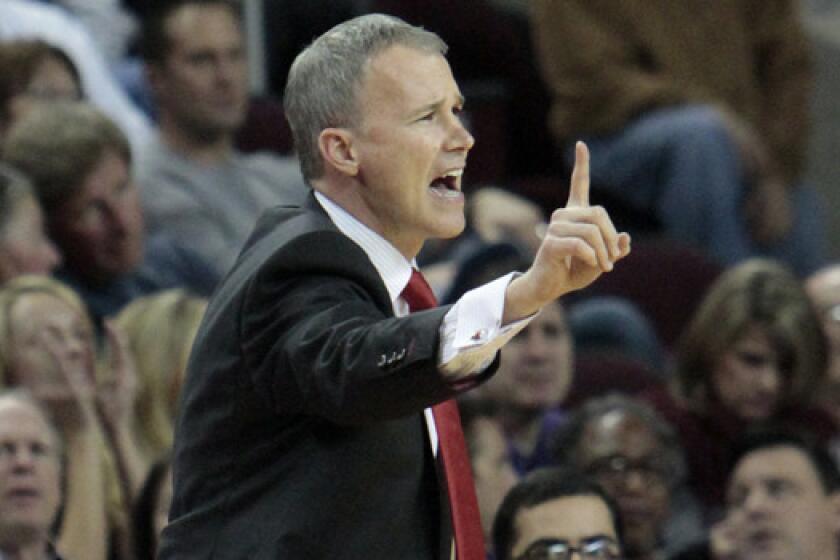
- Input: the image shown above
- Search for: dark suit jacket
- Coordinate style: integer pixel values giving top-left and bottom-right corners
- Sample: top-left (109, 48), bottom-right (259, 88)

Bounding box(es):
top-left (158, 194), bottom-right (496, 559)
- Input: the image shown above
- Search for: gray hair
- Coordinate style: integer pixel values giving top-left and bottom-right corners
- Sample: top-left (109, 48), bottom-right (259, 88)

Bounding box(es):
top-left (0, 388), bottom-right (63, 458)
top-left (553, 393), bottom-right (687, 486)
top-left (283, 13), bottom-right (447, 182)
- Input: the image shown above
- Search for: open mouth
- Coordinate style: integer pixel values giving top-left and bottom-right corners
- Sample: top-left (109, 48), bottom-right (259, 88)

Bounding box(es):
top-left (429, 169), bottom-right (463, 199)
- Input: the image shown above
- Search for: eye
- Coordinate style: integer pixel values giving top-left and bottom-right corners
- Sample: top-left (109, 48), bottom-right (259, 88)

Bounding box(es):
top-left (735, 350), bottom-right (771, 368)
top-left (30, 441), bottom-right (50, 458)
top-left (0, 442), bottom-right (16, 458)
top-left (766, 479), bottom-right (796, 499)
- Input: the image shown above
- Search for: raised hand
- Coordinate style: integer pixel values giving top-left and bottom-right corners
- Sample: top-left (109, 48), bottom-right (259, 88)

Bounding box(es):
top-left (35, 326), bottom-right (98, 432)
top-left (95, 320), bottom-right (139, 434)
top-left (503, 141), bottom-right (630, 323)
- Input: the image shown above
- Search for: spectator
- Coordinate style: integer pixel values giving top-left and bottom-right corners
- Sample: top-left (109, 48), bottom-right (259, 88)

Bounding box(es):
top-left (138, 0), bottom-right (307, 277)
top-left (0, 39), bottom-right (82, 142)
top-left (0, 0), bottom-right (152, 153)
top-left (0, 277), bottom-right (123, 560)
top-left (492, 467), bottom-right (624, 560)
top-left (674, 431), bottom-right (840, 560)
top-left (531, 0), bottom-right (826, 276)
top-left (644, 259), bottom-right (833, 514)
top-left (2, 102), bottom-right (218, 324)
top-left (459, 398), bottom-right (519, 550)
top-left (555, 394), bottom-right (703, 560)
top-left (114, 289), bottom-right (206, 471)
top-left (478, 298), bottom-right (574, 475)
top-left (0, 390), bottom-right (64, 559)
top-left (0, 164), bottom-right (61, 282)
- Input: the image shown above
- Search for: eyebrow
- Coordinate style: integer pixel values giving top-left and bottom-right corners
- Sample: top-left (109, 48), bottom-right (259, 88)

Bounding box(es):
top-left (409, 94), bottom-right (466, 119)
top-left (583, 534), bottom-right (618, 544)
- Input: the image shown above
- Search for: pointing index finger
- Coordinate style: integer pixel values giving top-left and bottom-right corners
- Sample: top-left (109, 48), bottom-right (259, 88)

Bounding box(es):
top-left (567, 140), bottom-right (590, 207)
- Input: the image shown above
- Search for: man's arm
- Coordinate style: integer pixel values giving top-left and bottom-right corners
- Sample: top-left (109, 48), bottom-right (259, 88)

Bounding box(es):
top-left (242, 269), bottom-right (461, 424)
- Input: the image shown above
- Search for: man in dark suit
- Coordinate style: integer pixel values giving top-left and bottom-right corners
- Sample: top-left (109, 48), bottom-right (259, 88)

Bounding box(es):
top-left (159, 13), bottom-right (630, 560)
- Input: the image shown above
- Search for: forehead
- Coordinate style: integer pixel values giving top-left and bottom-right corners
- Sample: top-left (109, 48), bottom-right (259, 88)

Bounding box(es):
top-left (358, 45), bottom-right (460, 115)
top-left (580, 411), bottom-right (661, 460)
top-left (532, 302), bottom-right (567, 328)
top-left (0, 400), bottom-right (53, 444)
top-left (732, 446), bottom-right (824, 490)
top-left (71, 150), bottom-right (129, 202)
top-left (514, 495), bottom-right (617, 547)
top-left (164, 3), bottom-right (241, 49)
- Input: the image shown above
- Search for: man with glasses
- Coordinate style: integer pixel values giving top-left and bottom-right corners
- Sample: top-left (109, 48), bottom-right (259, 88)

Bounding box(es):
top-left (554, 395), bottom-right (703, 560)
top-left (493, 467), bottom-right (624, 560)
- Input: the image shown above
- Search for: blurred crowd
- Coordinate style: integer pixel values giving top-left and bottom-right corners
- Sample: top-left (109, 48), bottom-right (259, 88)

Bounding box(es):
top-left (0, 0), bottom-right (839, 559)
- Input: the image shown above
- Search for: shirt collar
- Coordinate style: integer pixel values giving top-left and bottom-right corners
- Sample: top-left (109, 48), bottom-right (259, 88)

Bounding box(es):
top-left (314, 191), bottom-right (414, 306)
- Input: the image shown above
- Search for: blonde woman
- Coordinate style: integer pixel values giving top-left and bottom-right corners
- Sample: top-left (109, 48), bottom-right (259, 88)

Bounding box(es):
top-left (114, 289), bottom-right (206, 470)
top-left (0, 275), bottom-right (144, 559)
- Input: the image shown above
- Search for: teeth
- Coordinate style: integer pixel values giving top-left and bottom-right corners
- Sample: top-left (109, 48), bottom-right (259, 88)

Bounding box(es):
top-left (444, 169), bottom-right (463, 178)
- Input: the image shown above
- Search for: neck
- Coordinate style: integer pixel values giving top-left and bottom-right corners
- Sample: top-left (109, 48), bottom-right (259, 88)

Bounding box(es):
top-left (313, 179), bottom-right (422, 260)
top-left (500, 406), bottom-right (543, 455)
top-left (159, 117), bottom-right (233, 166)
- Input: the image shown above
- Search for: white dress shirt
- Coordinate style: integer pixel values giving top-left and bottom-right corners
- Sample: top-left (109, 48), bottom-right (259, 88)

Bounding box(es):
top-left (314, 191), bottom-right (534, 450)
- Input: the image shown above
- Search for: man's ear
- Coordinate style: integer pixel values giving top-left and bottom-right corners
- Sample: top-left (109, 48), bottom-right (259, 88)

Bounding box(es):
top-left (318, 128), bottom-right (359, 177)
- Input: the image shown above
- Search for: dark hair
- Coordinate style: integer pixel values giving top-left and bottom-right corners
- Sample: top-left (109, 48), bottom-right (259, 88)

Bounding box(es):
top-left (553, 393), bottom-right (686, 487)
top-left (676, 259), bottom-right (827, 411)
top-left (0, 39), bottom-right (81, 124)
top-left (728, 429), bottom-right (840, 494)
top-left (442, 241), bottom-right (530, 304)
top-left (132, 457), bottom-right (171, 560)
top-left (140, 0), bottom-right (241, 64)
top-left (492, 467), bottom-right (623, 560)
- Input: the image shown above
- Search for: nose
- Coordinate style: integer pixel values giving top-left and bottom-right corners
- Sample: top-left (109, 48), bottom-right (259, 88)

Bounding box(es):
top-left (445, 112), bottom-right (475, 153)
top-left (623, 469), bottom-right (648, 492)
top-left (741, 487), bottom-right (772, 515)
top-left (216, 54), bottom-right (245, 87)
top-left (42, 239), bottom-right (62, 272)
top-left (10, 448), bottom-right (37, 472)
top-left (523, 331), bottom-right (549, 360)
top-left (104, 193), bottom-right (139, 238)
top-left (756, 365), bottom-right (781, 395)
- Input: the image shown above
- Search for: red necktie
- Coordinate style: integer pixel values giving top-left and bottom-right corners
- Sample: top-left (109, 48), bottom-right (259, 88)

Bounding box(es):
top-left (401, 268), bottom-right (485, 560)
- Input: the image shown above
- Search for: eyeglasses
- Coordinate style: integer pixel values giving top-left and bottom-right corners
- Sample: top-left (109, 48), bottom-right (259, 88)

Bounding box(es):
top-left (514, 537), bottom-right (622, 560)
top-left (585, 455), bottom-right (673, 488)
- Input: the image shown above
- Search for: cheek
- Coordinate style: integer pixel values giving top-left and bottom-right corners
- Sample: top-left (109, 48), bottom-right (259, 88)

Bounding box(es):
top-left (6, 96), bottom-right (34, 125)
top-left (711, 361), bottom-right (738, 397)
top-left (8, 346), bottom-right (62, 388)
top-left (60, 222), bottom-right (105, 252)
